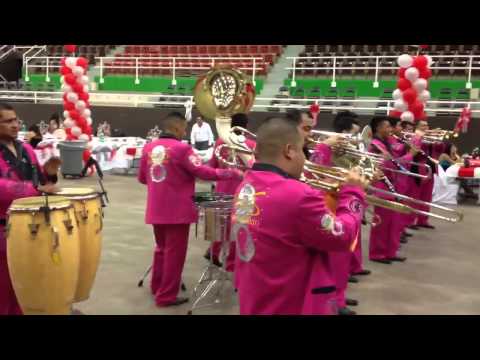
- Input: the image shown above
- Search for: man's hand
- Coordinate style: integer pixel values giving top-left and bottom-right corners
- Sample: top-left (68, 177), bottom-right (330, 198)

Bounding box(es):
top-left (344, 166), bottom-right (369, 189)
top-left (372, 168), bottom-right (384, 183)
top-left (43, 156), bottom-right (62, 176)
top-left (37, 183), bottom-right (60, 194)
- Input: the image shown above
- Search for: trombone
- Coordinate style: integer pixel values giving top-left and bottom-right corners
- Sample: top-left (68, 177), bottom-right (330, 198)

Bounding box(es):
top-left (308, 131), bottom-right (432, 180)
top-left (401, 129), bottom-right (458, 144)
top-left (303, 161), bottom-right (463, 223)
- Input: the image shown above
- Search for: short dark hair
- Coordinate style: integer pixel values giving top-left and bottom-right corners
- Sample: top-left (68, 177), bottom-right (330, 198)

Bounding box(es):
top-left (256, 116), bottom-right (302, 161)
top-left (231, 113), bottom-right (249, 129)
top-left (400, 120), bottom-right (414, 129)
top-left (0, 103), bottom-right (14, 112)
top-left (163, 111), bottom-right (186, 130)
top-left (333, 110), bottom-right (359, 133)
top-left (28, 124), bottom-right (41, 136)
top-left (286, 109), bottom-right (312, 124)
top-left (370, 116), bottom-right (390, 134)
top-left (388, 117), bottom-right (400, 127)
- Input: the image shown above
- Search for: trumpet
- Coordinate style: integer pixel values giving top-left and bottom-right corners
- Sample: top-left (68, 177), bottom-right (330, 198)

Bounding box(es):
top-left (303, 161), bottom-right (463, 223)
top-left (392, 134), bottom-right (439, 165)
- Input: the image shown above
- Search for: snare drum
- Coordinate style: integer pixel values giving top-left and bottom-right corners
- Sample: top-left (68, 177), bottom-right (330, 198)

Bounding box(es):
top-left (55, 188), bottom-right (103, 302)
top-left (7, 196), bottom-right (80, 315)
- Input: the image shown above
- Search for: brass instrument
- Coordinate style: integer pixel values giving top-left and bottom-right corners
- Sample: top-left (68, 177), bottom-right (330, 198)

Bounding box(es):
top-left (308, 130), bottom-right (432, 180)
top-left (392, 134), bottom-right (439, 165)
top-left (401, 129), bottom-right (458, 144)
top-left (193, 65), bottom-right (256, 167)
top-left (303, 161), bottom-right (463, 223)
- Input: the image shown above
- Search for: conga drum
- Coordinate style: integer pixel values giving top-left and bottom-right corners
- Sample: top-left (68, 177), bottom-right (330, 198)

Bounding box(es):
top-left (7, 196), bottom-right (80, 315)
top-left (55, 188), bottom-right (103, 303)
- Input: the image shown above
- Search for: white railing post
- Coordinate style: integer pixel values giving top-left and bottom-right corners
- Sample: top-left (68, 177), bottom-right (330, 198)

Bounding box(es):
top-left (466, 56), bottom-right (473, 89)
top-left (135, 58), bottom-right (140, 84)
top-left (172, 58), bottom-right (177, 86)
top-left (386, 100), bottom-right (391, 114)
top-left (373, 56), bottom-right (379, 88)
top-left (34, 91), bottom-right (37, 104)
top-left (331, 57), bottom-right (336, 87)
top-left (45, 57), bottom-right (50, 82)
top-left (290, 57), bottom-right (296, 87)
top-left (99, 58), bottom-right (104, 84)
top-left (25, 57), bottom-right (30, 82)
top-left (252, 58), bottom-right (256, 86)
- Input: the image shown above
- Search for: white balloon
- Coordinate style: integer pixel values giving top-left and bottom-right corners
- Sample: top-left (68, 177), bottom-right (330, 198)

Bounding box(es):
top-left (394, 99), bottom-right (408, 112)
top-left (78, 134), bottom-right (90, 141)
top-left (63, 119), bottom-right (74, 128)
top-left (72, 126), bottom-right (82, 137)
top-left (63, 110), bottom-right (69, 119)
top-left (83, 85), bottom-right (89, 93)
top-left (83, 109), bottom-right (91, 118)
top-left (73, 66), bottom-right (84, 77)
top-left (418, 90), bottom-right (431, 102)
top-left (60, 76), bottom-right (65, 84)
top-left (413, 78), bottom-right (428, 92)
top-left (61, 84), bottom-right (72, 93)
top-left (65, 57), bottom-right (77, 69)
top-left (398, 54), bottom-right (413, 68)
top-left (400, 111), bottom-right (414, 122)
top-left (66, 92), bottom-right (79, 103)
top-left (392, 89), bottom-right (403, 100)
top-left (405, 67), bottom-right (420, 82)
top-left (86, 117), bottom-right (93, 126)
top-left (80, 75), bottom-right (89, 85)
top-left (75, 100), bottom-right (87, 111)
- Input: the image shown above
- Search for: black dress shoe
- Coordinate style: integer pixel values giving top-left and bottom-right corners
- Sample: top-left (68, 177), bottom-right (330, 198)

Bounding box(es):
top-left (388, 256), bottom-right (407, 262)
top-left (157, 297), bottom-right (189, 307)
top-left (417, 224), bottom-right (435, 229)
top-left (338, 307), bottom-right (357, 315)
top-left (400, 236), bottom-right (408, 244)
top-left (203, 250), bottom-right (222, 267)
top-left (353, 269), bottom-right (371, 276)
top-left (408, 225), bottom-right (420, 230)
top-left (370, 258), bottom-right (392, 264)
top-left (403, 231), bottom-right (413, 237)
top-left (346, 298), bottom-right (359, 306)
top-left (348, 276), bottom-right (359, 283)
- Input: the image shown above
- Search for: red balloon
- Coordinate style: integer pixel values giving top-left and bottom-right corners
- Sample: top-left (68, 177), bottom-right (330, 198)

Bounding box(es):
top-left (83, 150), bottom-right (91, 162)
top-left (403, 88), bottom-right (418, 104)
top-left (420, 45), bottom-right (429, 49)
top-left (64, 101), bottom-right (75, 111)
top-left (389, 110), bottom-right (402, 118)
top-left (397, 78), bottom-right (411, 91)
top-left (65, 128), bottom-right (72, 135)
top-left (419, 67), bottom-right (432, 79)
top-left (413, 55), bottom-right (428, 69)
top-left (72, 83), bottom-right (83, 93)
top-left (69, 110), bottom-right (80, 120)
top-left (418, 112), bottom-right (427, 120)
top-left (409, 100), bottom-right (424, 117)
top-left (398, 68), bottom-right (406, 78)
top-left (65, 74), bottom-right (77, 86)
top-left (85, 127), bottom-right (92, 136)
top-left (64, 45), bottom-right (77, 53)
top-left (79, 92), bottom-right (89, 102)
top-left (76, 57), bottom-right (89, 69)
top-left (60, 66), bottom-right (72, 76)
top-left (77, 117), bottom-right (87, 128)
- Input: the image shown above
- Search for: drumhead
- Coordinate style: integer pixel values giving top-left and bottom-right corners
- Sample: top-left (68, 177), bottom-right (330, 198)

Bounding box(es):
top-left (9, 196), bottom-right (72, 212)
top-left (55, 188), bottom-right (99, 200)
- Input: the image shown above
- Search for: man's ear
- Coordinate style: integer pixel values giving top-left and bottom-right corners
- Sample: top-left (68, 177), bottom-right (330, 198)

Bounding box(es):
top-left (284, 143), bottom-right (294, 160)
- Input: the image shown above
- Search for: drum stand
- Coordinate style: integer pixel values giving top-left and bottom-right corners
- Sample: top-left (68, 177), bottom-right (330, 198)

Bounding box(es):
top-left (137, 265), bottom-right (187, 291)
top-left (188, 211), bottom-right (234, 315)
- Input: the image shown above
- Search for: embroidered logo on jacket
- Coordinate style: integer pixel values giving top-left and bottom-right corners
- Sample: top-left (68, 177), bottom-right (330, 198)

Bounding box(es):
top-left (320, 213), bottom-right (344, 236)
top-left (150, 145), bottom-right (168, 183)
top-left (189, 154), bottom-right (202, 167)
top-left (349, 199), bottom-right (363, 214)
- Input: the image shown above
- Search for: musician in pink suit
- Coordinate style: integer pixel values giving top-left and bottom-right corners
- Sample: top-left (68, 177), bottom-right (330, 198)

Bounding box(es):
top-left (414, 120), bottom-right (444, 229)
top-left (232, 116), bottom-right (367, 315)
top-left (368, 117), bottom-right (417, 264)
top-left (388, 117), bottom-right (415, 243)
top-left (0, 103), bottom-right (60, 315)
top-left (206, 113), bottom-right (256, 271)
top-left (138, 112), bottom-right (242, 307)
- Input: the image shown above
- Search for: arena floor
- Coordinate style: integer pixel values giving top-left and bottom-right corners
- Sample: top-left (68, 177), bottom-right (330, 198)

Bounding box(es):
top-left (66, 172), bottom-right (480, 315)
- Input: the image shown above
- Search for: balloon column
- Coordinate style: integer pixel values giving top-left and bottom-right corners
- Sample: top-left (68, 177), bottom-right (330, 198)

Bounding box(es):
top-left (455, 106), bottom-right (471, 134)
top-left (390, 53), bottom-right (433, 122)
top-left (309, 103), bottom-right (320, 127)
top-left (60, 44), bottom-right (93, 141)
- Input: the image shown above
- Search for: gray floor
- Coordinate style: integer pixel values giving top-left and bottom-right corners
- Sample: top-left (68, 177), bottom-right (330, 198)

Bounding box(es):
top-left (67, 173), bottom-right (480, 315)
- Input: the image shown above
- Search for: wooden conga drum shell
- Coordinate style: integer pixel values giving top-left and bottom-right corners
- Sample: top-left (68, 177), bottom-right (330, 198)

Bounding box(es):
top-left (7, 196), bottom-right (80, 315)
top-left (55, 188), bottom-right (103, 303)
